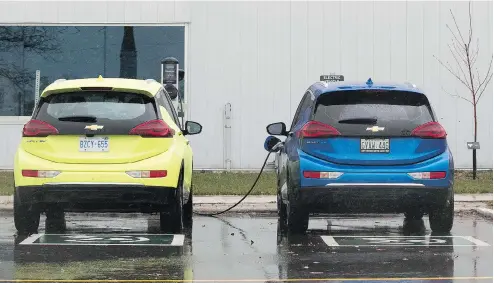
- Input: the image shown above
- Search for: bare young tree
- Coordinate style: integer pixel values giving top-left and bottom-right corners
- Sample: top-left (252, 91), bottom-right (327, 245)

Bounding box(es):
top-left (433, 1), bottom-right (493, 179)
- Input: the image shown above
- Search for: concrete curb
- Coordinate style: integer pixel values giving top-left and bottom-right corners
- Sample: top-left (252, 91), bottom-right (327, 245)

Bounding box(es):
top-left (0, 195), bottom-right (13, 204)
top-left (470, 207), bottom-right (494, 219)
top-left (1, 194), bottom-right (491, 206)
top-left (1, 195), bottom-right (492, 218)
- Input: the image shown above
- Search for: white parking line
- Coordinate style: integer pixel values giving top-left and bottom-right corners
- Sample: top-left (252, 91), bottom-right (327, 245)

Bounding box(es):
top-left (18, 233), bottom-right (185, 246)
top-left (321, 236), bottom-right (340, 246)
top-left (171, 234), bottom-right (185, 246)
top-left (319, 235), bottom-right (491, 247)
top-left (19, 234), bottom-right (42, 245)
top-left (460, 236), bottom-right (491, 246)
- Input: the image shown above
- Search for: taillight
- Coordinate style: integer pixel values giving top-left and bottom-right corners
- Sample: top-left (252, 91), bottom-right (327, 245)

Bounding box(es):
top-left (297, 121), bottom-right (340, 138)
top-left (411, 122), bottom-right (447, 139)
top-left (129, 120), bottom-right (175, 137)
top-left (408, 172), bottom-right (447, 179)
top-left (22, 120), bottom-right (59, 137)
top-left (126, 170), bottom-right (168, 178)
top-left (303, 171), bottom-right (343, 179)
top-left (22, 170), bottom-right (60, 178)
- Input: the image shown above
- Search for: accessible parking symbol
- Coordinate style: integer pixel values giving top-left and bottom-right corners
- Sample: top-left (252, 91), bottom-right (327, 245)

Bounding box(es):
top-left (321, 235), bottom-right (490, 247)
top-left (19, 234), bottom-right (185, 246)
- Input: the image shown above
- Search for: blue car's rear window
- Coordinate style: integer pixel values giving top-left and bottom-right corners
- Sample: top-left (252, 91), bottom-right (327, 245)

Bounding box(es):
top-left (314, 90), bottom-right (434, 136)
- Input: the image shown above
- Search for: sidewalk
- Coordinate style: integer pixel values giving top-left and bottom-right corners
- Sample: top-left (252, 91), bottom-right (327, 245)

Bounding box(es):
top-left (0, 194), bottom-right (492, 217)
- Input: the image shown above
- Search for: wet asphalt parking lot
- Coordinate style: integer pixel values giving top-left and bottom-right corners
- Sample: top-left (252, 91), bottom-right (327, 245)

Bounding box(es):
top-left (0, 211), bottom-right (491, 283)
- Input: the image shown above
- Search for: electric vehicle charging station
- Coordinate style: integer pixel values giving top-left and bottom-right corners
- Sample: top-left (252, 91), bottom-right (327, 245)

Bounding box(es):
top-left (161, 57), bottom-right (185, 127)
top-left (195, 74), bottom-right (348, 217)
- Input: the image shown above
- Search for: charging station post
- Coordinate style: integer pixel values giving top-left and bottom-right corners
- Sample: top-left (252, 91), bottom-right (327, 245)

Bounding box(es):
top-left (161, 57), bottom-right (184, 127)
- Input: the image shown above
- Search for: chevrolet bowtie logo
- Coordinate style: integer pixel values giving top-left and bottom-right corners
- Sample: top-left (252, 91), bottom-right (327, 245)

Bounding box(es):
top-left (366, 126), bottom-right (385, 132)
top-left (85, 125), bottom-right (104, 131)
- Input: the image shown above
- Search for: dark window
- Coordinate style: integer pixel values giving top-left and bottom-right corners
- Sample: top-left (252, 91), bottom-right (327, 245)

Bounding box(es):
top-left (291, 92), bottom-right (312, 130)
top-left (35, 91), bottom-right (158, 135)
top-left (0, 26), bottom-right (185, 116)
top-left (157, 89), bottom-right (180, 127)
top-left (314, 90), bottom-right (434, 136)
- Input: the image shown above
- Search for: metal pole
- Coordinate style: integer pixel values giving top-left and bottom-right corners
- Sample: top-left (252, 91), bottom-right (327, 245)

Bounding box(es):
top-left (33, 70), bottom-right (40, 115)
top-left (473, 149), bottom-right (477, 179)
top-left (224, 103), bottom-right (232, 171)
top-left (160, 62), bottom-right (163, 87)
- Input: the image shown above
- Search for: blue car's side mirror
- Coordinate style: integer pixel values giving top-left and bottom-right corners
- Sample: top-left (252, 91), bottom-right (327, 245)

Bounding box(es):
top-left (264, 136), bottom-right (282, 152)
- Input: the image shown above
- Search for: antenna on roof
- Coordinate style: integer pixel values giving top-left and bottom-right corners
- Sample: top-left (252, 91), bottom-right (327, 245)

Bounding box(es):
top-left (404, 81), bottom-right (417, 88)
top-left (366, 78), bottom-right (373, 87)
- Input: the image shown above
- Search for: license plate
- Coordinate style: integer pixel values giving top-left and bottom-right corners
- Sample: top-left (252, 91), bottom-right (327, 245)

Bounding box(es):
top-left (79, 137), bottom-right (109, 152)
top-left (360, 138), bottom-right (389, 153)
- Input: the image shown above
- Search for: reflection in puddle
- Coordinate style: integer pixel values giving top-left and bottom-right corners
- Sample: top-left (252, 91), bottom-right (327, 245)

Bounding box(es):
top-left (276, 216), bottom-right (456, 282)
top-left (12, 215), bottom-right (194, 281)
top-left (6, 213), bottom-right (491, 282)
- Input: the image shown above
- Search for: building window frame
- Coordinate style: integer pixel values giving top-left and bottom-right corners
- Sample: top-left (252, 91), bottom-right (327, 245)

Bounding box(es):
top-left (0, 23), bottom-right (190, 121)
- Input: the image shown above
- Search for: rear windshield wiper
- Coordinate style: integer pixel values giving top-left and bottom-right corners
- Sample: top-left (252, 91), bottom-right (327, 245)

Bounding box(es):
top-left (58, 115), bottom-right (98, 122)
top-left (338, 117), bottom-right (378, 125)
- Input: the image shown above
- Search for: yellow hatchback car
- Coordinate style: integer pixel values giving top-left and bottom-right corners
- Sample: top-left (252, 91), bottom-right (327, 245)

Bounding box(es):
top-left (13, 77), bottom-right (202, 234)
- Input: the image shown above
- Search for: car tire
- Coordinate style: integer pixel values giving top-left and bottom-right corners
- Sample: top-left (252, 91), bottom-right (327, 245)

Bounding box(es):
top-left (14, 191), bottom-right (40, 235)
top-left (429, 193), bottom-right (454, 233)
top-left (183, 185), bottom-right (193, 226)
top-left (286, 202), bottom-right (309, 234)
top-left (45, 207), bottom-right (66, 232)
top-left (160, 171), bottom-right (184, 234)
top-left (277, 190), bottom-right (287, 232)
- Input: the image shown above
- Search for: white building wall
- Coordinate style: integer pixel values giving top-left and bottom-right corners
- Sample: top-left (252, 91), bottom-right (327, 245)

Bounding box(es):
top-left (0, 1), bottom-right (492, 170)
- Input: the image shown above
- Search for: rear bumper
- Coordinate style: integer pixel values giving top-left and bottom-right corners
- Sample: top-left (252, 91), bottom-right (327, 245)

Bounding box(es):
top-left (15, 184), bottom-right (176, 213)
top-left (297, 185), bottom-right (452, 214)
top-left (14, 148), bottom-right (182, 188)
top-left (298, 149), bottom-right (454, 188)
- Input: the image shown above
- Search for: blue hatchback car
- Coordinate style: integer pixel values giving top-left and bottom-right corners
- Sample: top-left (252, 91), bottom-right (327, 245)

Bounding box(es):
top-left (264, 77), bottom-right (454, 234)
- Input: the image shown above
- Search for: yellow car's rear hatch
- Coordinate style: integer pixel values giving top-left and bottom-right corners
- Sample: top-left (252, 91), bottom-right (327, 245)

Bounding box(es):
top-left (21, 89), bottom-right (175, 164)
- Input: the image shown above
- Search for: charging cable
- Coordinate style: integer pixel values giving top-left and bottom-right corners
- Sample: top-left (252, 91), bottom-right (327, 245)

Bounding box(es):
top-left (193, 142), bottom-right (281, 216)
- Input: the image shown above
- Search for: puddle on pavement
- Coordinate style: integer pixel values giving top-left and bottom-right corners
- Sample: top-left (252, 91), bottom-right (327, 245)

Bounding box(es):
top-left (3, 213), bottom-right (492, 281)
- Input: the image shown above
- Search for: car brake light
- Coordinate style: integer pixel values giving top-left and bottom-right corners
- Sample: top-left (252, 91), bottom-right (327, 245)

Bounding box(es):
top-left (126, 170), bottom-right (168, 178)
top-left (23, 120), bottom-right (59, 137)
top-left (303, 171), bottom-right (343, 179)
top-left (408, 172), bottom-right (446, 179)
top-left (22, 170), bottom-right (60, 178)
top-left (129, 120), bottom-right (175, 137)
top-left (411, 122), bottom-right (447, 139)
top-left (297, 121), bottom-right (340, 138)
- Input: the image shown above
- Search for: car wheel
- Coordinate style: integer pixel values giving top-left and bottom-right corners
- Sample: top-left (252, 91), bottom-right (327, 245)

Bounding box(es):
top-left (277, 190), bottom-right (287, 232)
top-left (45, 207), bottom-right (66, 232)
top-left (286, 201), bottom-right (309, 234)
top-left (160, 171), bottom-right (184, 234)
top-left (183, 184), bottom-right (193, 226)
top-left (14, 191), bottom-right (40, 235)
top-left (429, 193), bottom-right (454, 233)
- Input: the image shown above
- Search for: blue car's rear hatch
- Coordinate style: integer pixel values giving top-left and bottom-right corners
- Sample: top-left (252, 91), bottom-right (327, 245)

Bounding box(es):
top-left (299, 89), bottom-right (447, 166)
